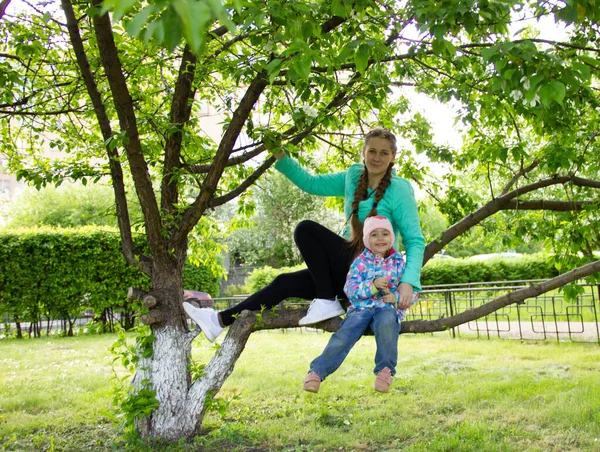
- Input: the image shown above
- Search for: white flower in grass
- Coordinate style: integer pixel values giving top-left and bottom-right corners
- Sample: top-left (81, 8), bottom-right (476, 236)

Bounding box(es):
top-left (510, 89), bottom-right (523, 101)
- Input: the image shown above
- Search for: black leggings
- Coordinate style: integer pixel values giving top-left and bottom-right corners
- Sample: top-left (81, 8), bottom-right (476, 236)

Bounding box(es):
top-left (219, 220), bottom-right (356, 326)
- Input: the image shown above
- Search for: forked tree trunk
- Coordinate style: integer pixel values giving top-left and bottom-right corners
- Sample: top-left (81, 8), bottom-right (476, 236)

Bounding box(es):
top-left (134, 310), bottom-right (256, 440)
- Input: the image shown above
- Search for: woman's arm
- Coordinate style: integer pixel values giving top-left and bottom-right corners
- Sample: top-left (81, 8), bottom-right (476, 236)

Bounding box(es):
top-left (274, 154), bottom-right (346, 197)
top-left (391, 179), bottom-right (426, 291)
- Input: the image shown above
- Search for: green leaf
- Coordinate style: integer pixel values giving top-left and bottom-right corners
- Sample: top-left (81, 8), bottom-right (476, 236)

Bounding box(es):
top-left (126, 5), bottom-right (156, 38)
top-left (355, 43), bottom-right (370, 74)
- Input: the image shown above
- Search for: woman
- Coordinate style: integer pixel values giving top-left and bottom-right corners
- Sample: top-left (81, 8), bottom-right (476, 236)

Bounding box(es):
top-left (183, 127), bottom-right (425, 342)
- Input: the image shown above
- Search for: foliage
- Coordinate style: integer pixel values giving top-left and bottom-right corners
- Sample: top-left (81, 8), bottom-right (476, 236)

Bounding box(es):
top-left (421, 254), bottom-right (560, 286)
top-left (4, 182), bottom-right (144, 229)
top-left (110, 325), bottom-right (159, 435)
top-left (244, 263), bottom-right (306, 293)
top-left (223, 171), bottom-right (343, 267)
top-left (0, 228), bottom-right (219, 336)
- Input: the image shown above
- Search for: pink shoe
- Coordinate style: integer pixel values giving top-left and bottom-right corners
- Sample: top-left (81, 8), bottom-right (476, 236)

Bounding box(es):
top-left (303, 372), bottom-right (321, 393)
top-left (374, 367), bottom-right (392, 393)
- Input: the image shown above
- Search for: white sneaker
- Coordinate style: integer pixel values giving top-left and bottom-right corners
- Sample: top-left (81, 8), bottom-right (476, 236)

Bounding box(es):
top-left (183, 302), bottom-right (224, 342)
top-left (298, 298), bottom-right (345, 326)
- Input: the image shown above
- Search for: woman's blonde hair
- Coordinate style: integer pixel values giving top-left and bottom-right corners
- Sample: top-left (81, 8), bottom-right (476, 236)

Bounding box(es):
top-left (348, 128), bottom-right (397, 255)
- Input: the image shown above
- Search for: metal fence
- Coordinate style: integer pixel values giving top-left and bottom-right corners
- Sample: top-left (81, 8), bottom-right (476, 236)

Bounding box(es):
top-left (410, 280), bottom-right (600, 344)
top-left (214, 279), bottom-right (600, 344)
top-left (2, 280), bottom-right (598, 343)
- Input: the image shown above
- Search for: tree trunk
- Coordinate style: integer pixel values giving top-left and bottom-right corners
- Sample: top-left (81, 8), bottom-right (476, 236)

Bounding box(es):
top-left (138, 324), bottom-right (194, 439)
top-left (133, 304), bottom-right (256, 440)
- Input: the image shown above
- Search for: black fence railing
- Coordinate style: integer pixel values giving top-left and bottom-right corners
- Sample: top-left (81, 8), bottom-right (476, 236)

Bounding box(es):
top-left (411, 280), bottom-right (600, 344)
top-left (2, 280), bottom-right (598, 343)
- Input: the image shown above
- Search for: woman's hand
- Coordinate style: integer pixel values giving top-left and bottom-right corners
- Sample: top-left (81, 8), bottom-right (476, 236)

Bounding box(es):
top-left (264, 132), bottom-right (285, 160)
top-left (373, 277), bottom-right (388, 290)
top-left (397, 282), bottom-right (413, 309)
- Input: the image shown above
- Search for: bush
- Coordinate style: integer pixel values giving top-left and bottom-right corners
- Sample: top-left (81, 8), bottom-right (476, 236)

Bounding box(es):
top-left (0, 227), bottom-right (219, 335)
top-left (421, 254), bottom-right (560, 286)
top-left (245, 264), bottom-right (307, 292)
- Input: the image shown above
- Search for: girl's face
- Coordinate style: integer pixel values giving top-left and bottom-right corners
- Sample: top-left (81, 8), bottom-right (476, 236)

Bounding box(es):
top-left (368, 228), bottom-right (393, 255)
top-left (362, 136), bottom-right (395, 179)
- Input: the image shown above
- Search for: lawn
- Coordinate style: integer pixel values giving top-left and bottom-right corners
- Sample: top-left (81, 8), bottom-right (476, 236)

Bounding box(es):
top-left (1, 331), bottom-right (600, 451)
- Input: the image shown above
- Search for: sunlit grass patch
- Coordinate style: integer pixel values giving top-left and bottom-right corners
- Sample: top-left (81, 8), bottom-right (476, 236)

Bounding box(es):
top-left (1, 331), bottom-right (600, 451)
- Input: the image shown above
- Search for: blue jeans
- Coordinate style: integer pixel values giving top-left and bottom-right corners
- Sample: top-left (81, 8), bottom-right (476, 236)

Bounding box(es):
top-left (309, 306), bottom-right (401, 381)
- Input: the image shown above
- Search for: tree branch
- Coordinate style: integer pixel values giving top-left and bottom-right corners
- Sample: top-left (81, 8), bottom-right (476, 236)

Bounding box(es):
top-left (189, 146), bottom-right (264, 174)
top-left (209, 155), bottom-right (277, 208)
top-left (162, 46), bottom-right (197, 215)
top-left (0, 0), bottom-right (10, 19)
top-left (505, 199), bottom-right (598, 211)
top-left (170, 72), bottom-right (270, 248)
top-left (402, 259), bottom-right (600, 333)
top-left (250, 260), bottom-right (600, 335)
top-left (186, 310), bottom-right (256, 426)
top-left (91, 0), bottom-right (165, 261)
top-left (61, 0), bottom-right (151, 275)
top-left (500, 159), bottom-right (540, 195)
top-left (425, 175), bottom-right (600, 262)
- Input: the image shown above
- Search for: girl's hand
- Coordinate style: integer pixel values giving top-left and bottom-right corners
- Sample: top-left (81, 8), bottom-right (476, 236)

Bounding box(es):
top-left (397, 282), bottom-right (413, 309)
top-left (382, 293), bottom-right (396, 304)
top-left (373, 277), bottom-right (388, 290)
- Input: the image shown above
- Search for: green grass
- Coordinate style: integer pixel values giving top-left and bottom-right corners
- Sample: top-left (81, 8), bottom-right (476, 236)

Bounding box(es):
top-left (1, 331), bottom-right (600, 451)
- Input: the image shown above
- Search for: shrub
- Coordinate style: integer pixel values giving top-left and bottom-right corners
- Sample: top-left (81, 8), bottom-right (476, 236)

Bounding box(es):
top-left (245, 264), bottom-right (307, 292)
top-left (0, 227), bottom-right (219, 335)
top-left (421, 254), bottom-right (560, 286)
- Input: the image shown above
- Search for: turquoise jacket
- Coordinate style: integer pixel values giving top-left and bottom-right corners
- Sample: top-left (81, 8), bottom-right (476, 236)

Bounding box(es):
top-left (275, 154), bottom-right (425, 291)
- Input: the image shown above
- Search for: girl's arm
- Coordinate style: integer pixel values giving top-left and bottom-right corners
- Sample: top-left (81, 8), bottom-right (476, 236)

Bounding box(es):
top-left (343, 258), bottom-right (378, 303)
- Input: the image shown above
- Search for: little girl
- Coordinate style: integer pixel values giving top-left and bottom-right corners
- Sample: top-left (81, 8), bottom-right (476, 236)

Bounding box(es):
top-left (302, 215), bottom-right (417, 393)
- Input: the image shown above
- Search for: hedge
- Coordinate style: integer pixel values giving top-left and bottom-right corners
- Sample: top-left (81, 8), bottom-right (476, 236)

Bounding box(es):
top-left (420, 254), bottom-right (560, 286)
top-left (241, 254), bottom-right (562, 293)
top-left (0, 227), bottom-right (219, 336)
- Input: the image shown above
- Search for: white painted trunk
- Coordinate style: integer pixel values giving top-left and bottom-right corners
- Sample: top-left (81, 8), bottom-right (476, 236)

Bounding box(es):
top-left (133, 311), bottom-right (256, 440)
top-left (147, 325), bottom-right (197, 439)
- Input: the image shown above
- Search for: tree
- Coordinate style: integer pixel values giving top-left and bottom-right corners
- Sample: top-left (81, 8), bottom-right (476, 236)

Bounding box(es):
top-left (4, 182), bottom-right (143, 228)
top-left (1, 0), bottom-right (600, 441)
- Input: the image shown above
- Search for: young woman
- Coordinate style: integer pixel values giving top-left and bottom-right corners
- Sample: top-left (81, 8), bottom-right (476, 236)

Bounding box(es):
top-left (183, 127), bottom-right (425, 342)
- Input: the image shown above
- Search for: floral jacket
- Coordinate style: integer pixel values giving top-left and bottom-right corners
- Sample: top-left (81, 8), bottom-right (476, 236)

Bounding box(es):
top-left (343, 247), bottom-right (418, 322)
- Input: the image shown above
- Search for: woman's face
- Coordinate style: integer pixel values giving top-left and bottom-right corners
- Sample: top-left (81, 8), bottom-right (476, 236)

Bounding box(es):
top-left (362, 137), bottom-right (395, 178)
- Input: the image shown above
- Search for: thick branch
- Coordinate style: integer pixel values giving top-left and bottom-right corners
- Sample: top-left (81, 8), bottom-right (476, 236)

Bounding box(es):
top-left (91, 0), bottom-right (165, 261)
top-left (186, 310), bottom-right (256, 426)
top-left (505, 199), bottom-right (598, 211)
top-left (162, 46), bottom-right (197, 215)
top-left (62, 0), bottom-right (150, 275)
top-left (425, 175), bottom-right (600, 262)
top-left (0, 0), bottom-right (10, 19)
top-left (170, 73), bottom-right (269, 247)
top-left (401, 259), bottom-right (600, 333)
top-left (251, 260), bottom-right (600, 334)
